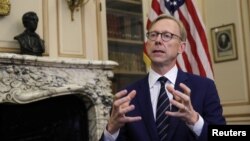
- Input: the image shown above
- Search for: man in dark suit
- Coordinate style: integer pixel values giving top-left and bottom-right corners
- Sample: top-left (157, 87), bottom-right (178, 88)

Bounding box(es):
top-left (100, 14), bottom-right (226, 141)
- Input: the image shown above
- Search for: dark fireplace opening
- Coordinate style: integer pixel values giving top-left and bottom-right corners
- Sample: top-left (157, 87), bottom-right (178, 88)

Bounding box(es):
top-left (0, 95), bottom-right (89, 141)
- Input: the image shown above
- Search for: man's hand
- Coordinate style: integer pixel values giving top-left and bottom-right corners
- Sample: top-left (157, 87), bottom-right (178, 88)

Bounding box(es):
top-left (166, 83), bottom-right (199, 125)
top-left (107, 90), bottom-right (142, 134)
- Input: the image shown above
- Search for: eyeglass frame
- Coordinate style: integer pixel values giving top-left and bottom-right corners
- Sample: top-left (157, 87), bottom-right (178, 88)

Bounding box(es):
top-left (146, 31), bottom-right (182, 42)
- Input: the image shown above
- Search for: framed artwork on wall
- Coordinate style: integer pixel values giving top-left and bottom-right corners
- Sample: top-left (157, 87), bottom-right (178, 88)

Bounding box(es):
top-left (211, 23), bottom-right (237, 63)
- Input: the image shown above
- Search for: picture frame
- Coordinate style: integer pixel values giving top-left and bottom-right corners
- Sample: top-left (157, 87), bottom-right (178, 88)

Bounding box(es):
top-left (211, 23), bottom-right (237, 63)
top-left (0, 0), bottom-right (11, 16)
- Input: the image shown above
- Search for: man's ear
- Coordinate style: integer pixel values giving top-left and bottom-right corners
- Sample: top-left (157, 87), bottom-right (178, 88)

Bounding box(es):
top-left (178, 41), bottom-right (186, 54)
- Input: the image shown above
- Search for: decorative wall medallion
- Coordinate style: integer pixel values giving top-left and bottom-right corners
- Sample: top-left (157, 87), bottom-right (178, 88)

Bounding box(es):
top-left (0, 0), bottom-right (10, 16)
top-left (66, 0), bottom-right (89, 21)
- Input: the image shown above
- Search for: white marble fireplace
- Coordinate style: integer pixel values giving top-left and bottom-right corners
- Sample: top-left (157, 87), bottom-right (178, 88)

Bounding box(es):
top-left (0, 53), bottom-right (118, 141)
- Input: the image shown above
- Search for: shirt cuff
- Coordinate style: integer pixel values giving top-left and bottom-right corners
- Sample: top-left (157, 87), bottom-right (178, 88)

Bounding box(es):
top-left (186, 114), bottom-right (204, 136)
top-left (103, 128), bottom-right (120, 141)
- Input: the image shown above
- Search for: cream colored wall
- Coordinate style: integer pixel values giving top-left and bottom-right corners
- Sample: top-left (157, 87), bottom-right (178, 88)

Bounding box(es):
top-left (192, 0), bottom-right (250, 124)
top-left (203, 0), bottom-right (250, 124)
top-left (0, 0), bottom-right (107, 60)
top-left (0, 0), bottom-right (44, 52)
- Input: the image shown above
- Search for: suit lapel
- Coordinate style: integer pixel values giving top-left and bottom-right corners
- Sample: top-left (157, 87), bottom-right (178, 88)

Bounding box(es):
top-left (137, 76), bottom-right (159, 141)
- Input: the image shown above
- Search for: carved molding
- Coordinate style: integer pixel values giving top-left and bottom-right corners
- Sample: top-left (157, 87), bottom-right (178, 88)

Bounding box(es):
top-left (0, 64), bottom-right (113, 104)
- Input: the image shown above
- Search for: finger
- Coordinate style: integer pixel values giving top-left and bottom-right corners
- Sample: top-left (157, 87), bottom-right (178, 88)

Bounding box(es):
top-left (166, 84), bottom-right (174, 93)
top-left (114, 89), bottom-right (128, 100)
top-left (165, 111), bottom-right (185, 117)
top-left (114, 95), bottom-right (132, 108)
top-left (170, 99), bottom-right (186, 111)
top-left (171, 89), bottom-right (190, 103)
top-left (179, 83), bottom-right (191, 96)
top-left (120, 90), bottom-right (136, 108)
top-left (120, 116), bottom-right (142, 123)
top-left (119, 105), bottom-right (136, 115)
top-left (127, 90), bottom-right (136, 102)
top-left (114, 90), bottom-right (137, 109)
top-left (113, 90), bottom-right (131, 106)
top-left (166, 85), bottom-right (181, 102)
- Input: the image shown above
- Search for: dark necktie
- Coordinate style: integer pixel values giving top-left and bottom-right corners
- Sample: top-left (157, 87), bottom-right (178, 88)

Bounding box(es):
top-left (156, 76), bottom-right (170, 141)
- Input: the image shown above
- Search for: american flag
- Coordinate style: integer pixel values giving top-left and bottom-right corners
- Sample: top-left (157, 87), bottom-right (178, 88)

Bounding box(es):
top-left (143, 0), bottom-right (214, 80)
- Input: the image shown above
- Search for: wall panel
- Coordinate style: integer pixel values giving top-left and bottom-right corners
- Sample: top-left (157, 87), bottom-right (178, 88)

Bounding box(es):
top-left (57, 0), bottom-right (85, 58)
top-left (0, 0), bottom-right (44, 53)
top-left (204, 0), bottom-right (250, 124)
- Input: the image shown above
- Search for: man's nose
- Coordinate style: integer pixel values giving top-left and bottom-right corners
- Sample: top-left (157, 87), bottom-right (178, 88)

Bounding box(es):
top-left (155, 40), bottom-right (162, 45)
top-left (155, 33), bottom-right (162, 41)
top-left (155, 34), bottom-right (163, 45)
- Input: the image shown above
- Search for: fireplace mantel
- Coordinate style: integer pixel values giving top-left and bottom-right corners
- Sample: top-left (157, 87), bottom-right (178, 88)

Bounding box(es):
top-left (0, 53), bottom-right (118, 141)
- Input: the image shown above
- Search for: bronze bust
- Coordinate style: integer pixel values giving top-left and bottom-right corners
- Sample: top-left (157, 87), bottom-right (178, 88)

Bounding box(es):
top-left (14, 11), bottom-right (45, 56)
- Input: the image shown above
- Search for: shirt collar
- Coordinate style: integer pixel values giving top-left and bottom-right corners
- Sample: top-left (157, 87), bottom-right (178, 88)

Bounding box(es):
top-left (148, 65), bottom-right (178, 88)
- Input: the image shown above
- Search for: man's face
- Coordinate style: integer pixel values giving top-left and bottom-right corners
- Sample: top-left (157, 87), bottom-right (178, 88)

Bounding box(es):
top-left (146, 19), bottom-right (185, 66)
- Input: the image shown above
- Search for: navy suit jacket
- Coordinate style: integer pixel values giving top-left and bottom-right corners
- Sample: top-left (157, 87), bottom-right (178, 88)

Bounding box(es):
top-left (100, 70), bottom-right (226, 141)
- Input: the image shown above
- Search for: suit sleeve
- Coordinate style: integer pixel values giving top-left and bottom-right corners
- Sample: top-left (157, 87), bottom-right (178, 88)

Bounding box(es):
top-left (198, 80), bottom-right (226, 141)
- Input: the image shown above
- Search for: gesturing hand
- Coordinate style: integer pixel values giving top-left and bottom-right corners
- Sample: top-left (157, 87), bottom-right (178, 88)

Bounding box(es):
top-left (107, 90), bottom-right (142, 134)
top-left (166, 83), bottom-right (199, 125)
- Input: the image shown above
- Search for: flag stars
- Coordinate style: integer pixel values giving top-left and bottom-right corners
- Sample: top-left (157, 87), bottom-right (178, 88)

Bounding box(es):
top-left (166, 0), bottom-right (178, 6)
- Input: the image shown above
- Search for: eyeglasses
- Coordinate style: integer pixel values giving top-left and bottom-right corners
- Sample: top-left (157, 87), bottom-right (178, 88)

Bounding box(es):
top-left (146, 31), bottom-right (181, 42)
